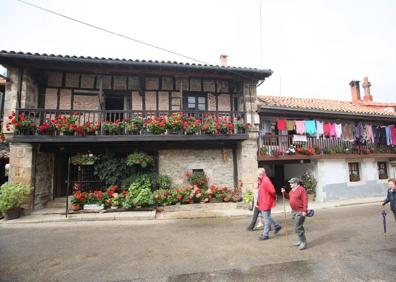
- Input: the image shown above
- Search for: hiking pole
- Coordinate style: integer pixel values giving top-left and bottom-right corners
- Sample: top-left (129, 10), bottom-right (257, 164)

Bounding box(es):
top-left (282, 190), bottom-right (289, 241)
top-left (381, 206), bottom-right (387, 238)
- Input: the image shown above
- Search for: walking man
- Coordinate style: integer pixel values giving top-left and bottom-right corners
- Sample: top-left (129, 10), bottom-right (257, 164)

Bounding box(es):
top-left (281, 177), bottom-right (308, 250)
top-left (257, 168), bottom-right (282, 240)
top-left (382, 178), bottom-right (396, 223)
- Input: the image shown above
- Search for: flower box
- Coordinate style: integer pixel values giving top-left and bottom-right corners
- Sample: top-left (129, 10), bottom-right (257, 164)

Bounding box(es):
top-left (83, 204), bottom-right (104, 210)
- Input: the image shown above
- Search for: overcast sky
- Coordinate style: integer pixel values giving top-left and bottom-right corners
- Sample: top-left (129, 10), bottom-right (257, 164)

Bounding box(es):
top-left (1, 0), bottom-right (395, 102)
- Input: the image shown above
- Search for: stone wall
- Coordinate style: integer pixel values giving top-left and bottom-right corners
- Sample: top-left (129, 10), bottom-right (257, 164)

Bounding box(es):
top-left (21, 70), bottom-right (38, 109)
top-left (34, 152), bottom-right (55, 209)
top-left (158, 149), bottom-right (234, 188)
top-left (237, 130), bottom-right (259, 194)
top-left (8, 143), bottom-right (35, 211)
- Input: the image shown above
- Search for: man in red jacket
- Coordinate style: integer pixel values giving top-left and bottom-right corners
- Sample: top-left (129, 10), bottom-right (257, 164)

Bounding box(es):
top-left (257, 168), bottom-right (282, 240)
top-left (281, 177), bottom-right (308, 250)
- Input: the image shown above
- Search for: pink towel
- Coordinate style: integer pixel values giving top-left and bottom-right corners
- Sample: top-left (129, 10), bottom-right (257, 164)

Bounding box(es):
top-left (295, 121), bottom-right (306, 135)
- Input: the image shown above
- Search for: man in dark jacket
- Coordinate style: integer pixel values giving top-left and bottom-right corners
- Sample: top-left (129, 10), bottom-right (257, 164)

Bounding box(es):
top-left (382, 178), bottom-right (396, 222)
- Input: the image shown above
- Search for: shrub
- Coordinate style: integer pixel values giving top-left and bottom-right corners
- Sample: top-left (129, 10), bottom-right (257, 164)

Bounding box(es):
top-left (156, 175), bottom-right (172, 190)
top-left (301, 170), bottom-right (317, 196)
top-left (0, 183), bottom-right (32, 214)
top-left (94, 154), bottom-right (129, 186)
top-left (123, 175), bottom-right (153, 208)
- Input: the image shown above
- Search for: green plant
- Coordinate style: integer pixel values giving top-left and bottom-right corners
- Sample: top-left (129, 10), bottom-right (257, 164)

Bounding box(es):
top-left (123, 175), bottom-right (153, 208)
top-left (94, 154), bottom-right (129, 185)
top-left (259, 147), bottom-right (268, 156)
top-left (156, 175), bottom-right (172, 190)
top-left (301, 170), bottom-right (317, 196)
top-left (0, 183), bottom-right (32, 214)
top-left (71, 154), bottom-right (98, 166)
top-left (126, 152), bottom-right (154, 168)
top-left (243, 191), bottom-right (254, 203)
top-left (186, 171), bottom-right (208, 189)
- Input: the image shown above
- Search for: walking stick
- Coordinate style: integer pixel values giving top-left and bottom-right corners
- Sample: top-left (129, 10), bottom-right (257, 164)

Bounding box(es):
top-left (381, 206), bottom-right (387, 238)
top-left (282, 190), bottom-right (289, 241)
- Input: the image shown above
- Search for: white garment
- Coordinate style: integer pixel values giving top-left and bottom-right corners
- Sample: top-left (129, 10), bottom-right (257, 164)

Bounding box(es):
top-left (335, 123), bottom-right (342, 138)
top-left (293, 135), bottom-right (307, 142)
top-left (316, 120), bottom-right (323, 139)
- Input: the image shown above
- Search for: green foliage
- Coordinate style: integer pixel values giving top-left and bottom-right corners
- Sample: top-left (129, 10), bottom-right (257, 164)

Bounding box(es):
top-left (186, 171), bottom-right (208, 189)
top-left (0, 183), bottom-right (32, 213)
top-left (71, 154), bottom-right (98, 166)
top-left (94, 154), bottom-right (129, 185)
top-left (243, 191), bottom-right (254, 203)
top-left (156, 175), bottom-right (172, 190)
top-left (126, 152), bottom-right (154, 168)
top-left (152, 189), bottom-right (177, 206)
top-left (301, 170), bottom-right (317, 196)
top-left (123, 175), bottom-right (153, 208)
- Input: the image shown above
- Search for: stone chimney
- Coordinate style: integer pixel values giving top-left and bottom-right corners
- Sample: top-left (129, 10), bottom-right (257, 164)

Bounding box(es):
top-left (349, 80), bottom-right (361, 104)
top-left (219, 54), bottom-right (228, 66)
top-left (362, 77), bottom-right (373, 102)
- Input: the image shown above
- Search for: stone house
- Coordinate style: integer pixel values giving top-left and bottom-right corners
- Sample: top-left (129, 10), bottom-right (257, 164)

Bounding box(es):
top-left (0, 51), bottom-right (272, 210)
top-left (257, 78), bottom-right (396, 202)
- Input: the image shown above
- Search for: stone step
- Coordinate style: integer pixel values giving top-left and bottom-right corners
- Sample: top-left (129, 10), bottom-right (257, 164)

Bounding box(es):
top-left (46, 197), bottom-right (71, 209)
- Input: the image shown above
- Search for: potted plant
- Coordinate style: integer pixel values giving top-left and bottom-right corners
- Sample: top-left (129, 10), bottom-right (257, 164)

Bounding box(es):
top-left (243, 191), bottom-right (254, 210)
top-left (70, 190), bottom-right (86, 211)
top-left (0, 183), bottom-right (32, 220)
top-left (301, 170), bottom-right (317, 201)
top-left (126, 152), bottom-right (154, 168)
top-left (185, 118), bottom-right (201, 135)
top-left (166, 112), bottom-right (185, 134)
top-left (235, 120), bottom-right (251, 134)
top-left (6, 112), bottom-right (37, 135)
top-left (71, 153), bottom-right (98, 166)
top-left (125, 116), bottom-right (143, 135)
top-left (144, 116), bottom-right (167, 135)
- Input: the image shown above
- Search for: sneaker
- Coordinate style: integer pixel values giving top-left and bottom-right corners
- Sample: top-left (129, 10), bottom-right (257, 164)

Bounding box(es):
top-left (298, 242), bottom-right (307, 250)
top-left (258, 235), bottom-right (269, 240)
top-left (293, 241), bottom-right (302, 246)
top-left (247, 226), bottom-right (254, 231)
top-left (274, 226), bottom-right (282, 234)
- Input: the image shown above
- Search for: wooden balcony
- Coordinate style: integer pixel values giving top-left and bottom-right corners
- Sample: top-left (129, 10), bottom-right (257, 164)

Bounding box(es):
top-left (10, 108), bottom-right (249, 143)
top-left (258, 135), bottom-right (396, 161)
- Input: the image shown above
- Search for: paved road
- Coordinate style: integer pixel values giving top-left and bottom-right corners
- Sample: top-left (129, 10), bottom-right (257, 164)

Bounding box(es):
top-left (1, 204), bottom-right (395, 282)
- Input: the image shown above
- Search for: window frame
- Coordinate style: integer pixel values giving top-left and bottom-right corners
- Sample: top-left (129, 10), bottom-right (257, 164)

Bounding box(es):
top-left (348, 162), bottom-right (360, 182)
top-left (377, 161), bottom-right (388, 180)
top-left (183, 92), bottom-right (207, 111)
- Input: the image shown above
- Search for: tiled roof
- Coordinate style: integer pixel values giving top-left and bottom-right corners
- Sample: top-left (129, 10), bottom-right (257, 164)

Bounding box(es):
top-left (257, 95), bottom-right (396, 118)
top-left (0, 50), bottom-right (272, 79)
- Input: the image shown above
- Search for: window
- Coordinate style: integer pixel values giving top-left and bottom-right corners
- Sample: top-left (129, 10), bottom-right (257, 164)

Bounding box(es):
top-left (183, 93), bottom-right (207, 111)
top-left (377, 162), bottom-right (388, 179)
top-left (348, 162), bottom-right (360, 182)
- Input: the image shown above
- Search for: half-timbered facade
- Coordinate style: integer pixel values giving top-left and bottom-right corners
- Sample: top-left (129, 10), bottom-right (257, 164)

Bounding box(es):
top-left (0, 51), bottom-right (272, 210)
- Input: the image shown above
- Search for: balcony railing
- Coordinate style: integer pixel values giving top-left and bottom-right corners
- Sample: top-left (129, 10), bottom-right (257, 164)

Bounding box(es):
top-left (259, 134), bottom-right (395, 157)
top-left (10, 108), bottom-right (248, 137)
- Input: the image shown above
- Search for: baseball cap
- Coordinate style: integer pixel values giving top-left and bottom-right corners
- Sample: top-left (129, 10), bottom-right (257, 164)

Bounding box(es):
top-left (288, 177), bottom-right (300, 183)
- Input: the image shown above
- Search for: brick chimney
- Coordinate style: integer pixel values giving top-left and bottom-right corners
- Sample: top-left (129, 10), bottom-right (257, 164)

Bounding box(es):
top-left (219, 54), bottom-right (228, 66)
top-left (349, 80), bottom-right (361, 104)
top-left (362, 77), bottom-right (373, 102)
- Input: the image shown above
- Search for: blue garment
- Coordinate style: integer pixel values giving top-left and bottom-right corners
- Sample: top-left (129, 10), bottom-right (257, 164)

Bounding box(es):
top-left (304, 120), bottom-right (316, 135)
top-left (383, 188), bottom-right (396, 212)
top-left (385, 126), bottom-right (393, 145)
top-left (261, 210), bottom-right (281, 237)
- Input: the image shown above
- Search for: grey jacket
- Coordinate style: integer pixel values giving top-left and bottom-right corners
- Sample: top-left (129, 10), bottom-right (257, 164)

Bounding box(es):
top-left (383, 188), bottom-right (396, 212)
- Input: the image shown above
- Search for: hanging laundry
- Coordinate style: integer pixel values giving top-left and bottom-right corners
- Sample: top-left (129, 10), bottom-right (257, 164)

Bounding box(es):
top-left (305, 120), bottom-right (316, 135)
top-left (335, 123), bottom-right (342, 138)
top-left (323, 122), bottom-right (331, 137)
top-left (316, 120), bottom-right (324, 139)
top-left (373, 126), bottom-right (387, 145)
top-left (295, 120), bottom-right (306, 135)
top-left (365, 124), bottom-right (374, 144)
top-left (278, 130), bottom-right (288, 136)
top-left (342, 123), bottom-right (353, 140)
top-left (385, 126), bottom-right (392, 145)
top-left (390, 125), bottom-right (396, 145)
top-left (329, 123), bottom-right (337, 137)
top-left (277, 119), bottom-right (287, 131)
top-left (353, 122), bottom-right (364, 140)
top-left (293, 135), bottom-right (307, 143)
top-left (286, 120), bottom-right (295, 131)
